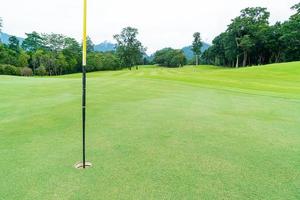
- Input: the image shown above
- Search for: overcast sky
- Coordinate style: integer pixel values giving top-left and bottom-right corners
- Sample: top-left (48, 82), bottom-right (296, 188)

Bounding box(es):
top-left (0, 0), bottom-right (298, 53)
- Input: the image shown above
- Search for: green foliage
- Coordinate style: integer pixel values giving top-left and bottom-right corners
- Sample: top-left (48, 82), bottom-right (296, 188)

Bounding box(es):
top-left (31, 49), bottom-right (44, 73)
top-left (153, 48), bottom-right (187, 67)
top-left (40, 52), bottom-right (56, 76)
top-left (0, 64), bottom-right (21, 75)
top-left (42, 33), bottom-right (66, 51)
top-left (280, 7), bottom-right (300, 61)
top-left (17, 50), bottom-right (30, 67)
top-left (86, 36), bottom-right (95, 53)
top-left (291, 2), bottom-right (300, 15)
top-left (35, 66), bottom-right (47, 76)
top-left (2, 4), bottom-right (299, 75)
top-left (1, 30), bottom-right (134, 76)
top-left (203, 4), bottom-right (300, 67)
top-left (114, 27), bottom-right (146, 70)
top-left (0, 38), bottom-right (30, 68)
top-left (192, 32), bottom-right (203, 65)
top-left (21, 32), bottom-right (44, 52)
top-left (31, 50), bottom-right (66, 76)
top-left (20, 67), bottom-right (33, 76)
top-left (87, 52), bottom-right (120, 71)
top-left (8, 36), bottom-right (20, 52)
top-left (55, 52), bottom-right (68, 75)
top-left (0, 43), bottom-right (22, 67)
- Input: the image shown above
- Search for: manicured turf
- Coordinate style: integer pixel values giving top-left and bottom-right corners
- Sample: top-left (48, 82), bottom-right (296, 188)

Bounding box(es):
top-left (0, 62), bottom-right (300, 199)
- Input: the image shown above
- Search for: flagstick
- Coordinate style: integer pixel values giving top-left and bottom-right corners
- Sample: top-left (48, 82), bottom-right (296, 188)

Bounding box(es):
top-left (82, 0), bottom-right (87, 169)
top-left (74, 0), bottom-right (91, 170)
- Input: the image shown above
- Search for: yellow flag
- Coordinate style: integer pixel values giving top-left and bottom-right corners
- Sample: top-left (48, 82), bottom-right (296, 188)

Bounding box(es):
top-left (82, 0), bottom-right (87, 66)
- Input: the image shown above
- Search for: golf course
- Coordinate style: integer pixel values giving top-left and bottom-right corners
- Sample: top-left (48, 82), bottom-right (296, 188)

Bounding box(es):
top-left (0, 62), bottom-right (299, 199)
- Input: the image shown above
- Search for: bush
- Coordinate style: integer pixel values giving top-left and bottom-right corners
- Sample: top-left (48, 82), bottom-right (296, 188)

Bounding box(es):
top-left (153, 48), bottom-right (187, 67)
top-left (87, 52), bottom-right (121, 72)
top-left (0, 64), bottom-right (21, 76)
top-left (35, 66), bottom-right (48, 76)
top-left (20, 67), bottom-right (33, 76)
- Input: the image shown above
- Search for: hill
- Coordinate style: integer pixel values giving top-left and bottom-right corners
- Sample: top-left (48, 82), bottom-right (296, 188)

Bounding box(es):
top-left (182, 42), bottom-right (210, 60)
top-left (0, 32), bottom-right (24, 44)
top-left (0, 62), bottom-right (299, 199)
top-left (94, 41), bottom-right (116, 52)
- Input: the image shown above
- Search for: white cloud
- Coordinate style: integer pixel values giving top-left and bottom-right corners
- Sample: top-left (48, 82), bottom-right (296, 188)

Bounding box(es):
top-left (0, 0), bottom-right (298, 53)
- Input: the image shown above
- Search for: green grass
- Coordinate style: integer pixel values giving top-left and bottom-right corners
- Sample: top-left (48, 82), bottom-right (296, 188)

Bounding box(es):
top-left (0, 62), bottom-right (300, 199)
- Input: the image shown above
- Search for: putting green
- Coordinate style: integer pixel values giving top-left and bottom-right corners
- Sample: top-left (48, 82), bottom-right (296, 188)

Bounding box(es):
top-left (0, 62), bottom-right (299, 199)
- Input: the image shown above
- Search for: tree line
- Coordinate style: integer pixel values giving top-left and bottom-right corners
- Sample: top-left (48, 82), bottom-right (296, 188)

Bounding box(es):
top-left (0, 25), bottom-right (149, 76)
top-left (202, 3), bottom-right (300, 67)
top-left (0, 19), bottom-right (199, 74)
top-left (1, 3), bottom-right (300, 76)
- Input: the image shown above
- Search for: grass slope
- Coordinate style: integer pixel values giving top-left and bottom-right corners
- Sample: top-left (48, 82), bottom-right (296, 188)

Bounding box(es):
top-left (0, 62), bottom-right (300, 199)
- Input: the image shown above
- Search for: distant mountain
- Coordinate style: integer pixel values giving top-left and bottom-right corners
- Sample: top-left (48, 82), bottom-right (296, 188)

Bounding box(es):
top-left (182, 42), bottom-right (210, 60)
top-left (0, 32), bottom-right (24, 44)
top-left (94, 41), bottom-right (116, 52)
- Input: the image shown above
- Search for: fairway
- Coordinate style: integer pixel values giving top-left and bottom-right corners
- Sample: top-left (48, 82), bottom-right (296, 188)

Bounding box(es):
top-left (0, 62), bottom-right (300, 199)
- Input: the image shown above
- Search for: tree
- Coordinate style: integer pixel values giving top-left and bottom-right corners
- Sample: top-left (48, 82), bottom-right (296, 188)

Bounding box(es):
top-left (55, 52), bottom-right (68, 75)
top-left (87, 52), bottom-right (120, 72)
top-left (192, 32), bottom-right (203, 65)
top-left (291, 2), bottom-right (300, 15)
top-left (42, 33), bottom-right (65, 51)
top-left (280, 3), bottom-right (300, 61)
top-left (114, 27), bottom-right (146, 70)
top-left (223, 32), bottom-right (239, 67)
top-left (228, 7), bottom-right (270, 67)
top-left (17, 50), bottom-right (30, 67)
top-left (64, 37), bottom-right (81, 53)
top-left (1, 29), bottom-right (124, 75)
top-left (238, 35), bottom-right (254, 66)
top-left (86, 36), bottom-right (94, 53)
top-left (203, 7), bottom-right (272, 68)
top-left (0, 43), bottom-right (20, 67)
top-left (265, 22), bottom-right (284, 63)
top-left (62, 37), bottom-right (81, 73)
top-left (22, 32), bottom-right (44, 52)
top-left (41, 52), bottom-right (56, 76)
top-left (31, 49), bottom-right (44, 74)
top-left (153, 48), bottom-right (186, 67)
top-left (8, 36), bottom-right (20, 53)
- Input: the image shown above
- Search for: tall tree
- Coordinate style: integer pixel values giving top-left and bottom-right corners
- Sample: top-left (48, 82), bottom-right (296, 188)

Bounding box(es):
top-left (291, 2), bottom-right (300, 15)
top-left (42, 33), bottom-right (65, 51)
top-left (62, 37), bottom-right (81, 73)
top-left (55, 52), bottom-right (68, 75)
top-left (280, 3), bottom-right (300, 61)
top-left (86, 36), bottom-right (94, 53)
top-left (8, 36), bottom-right (20, 53)
top-left (202, 4), bottom-right (300, 67)
top-left (22, 32), bottom-right (44, 52)
top-left (31, 49), bottom-right (44, 74)
top-left (114, 27), bottom-right (146, 70)
top-left (64, 37), bottom-right (81, 53)
top-left (238, 35), bottom-right (254, 66)
top-left (17, 50), bottom-right (30, 67)
top-left (265, 22), bottom-right (284, 63)
top-left (192, 32), bottom-right (203, 65)
top-left (227, 7), bottom-right (270, 67)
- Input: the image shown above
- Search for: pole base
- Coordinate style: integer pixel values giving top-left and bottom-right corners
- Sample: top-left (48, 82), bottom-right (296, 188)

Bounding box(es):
top-left (74, 161), bottom-right (92, 169)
